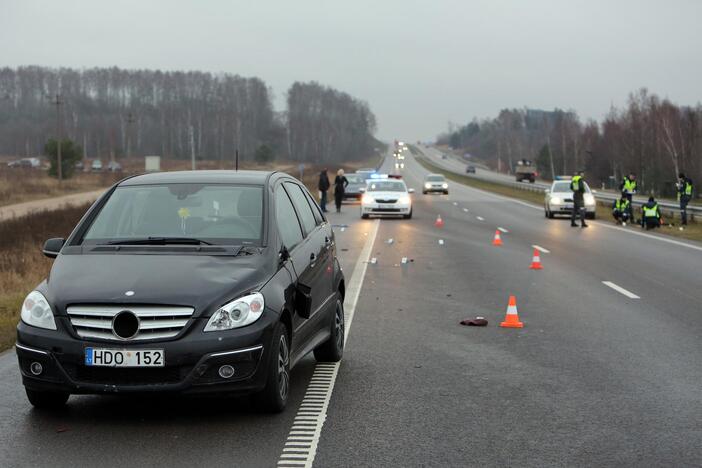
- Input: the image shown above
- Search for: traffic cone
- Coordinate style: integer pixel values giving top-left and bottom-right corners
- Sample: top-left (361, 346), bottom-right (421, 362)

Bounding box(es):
top-left (492, 230), bottom-right (503, 246)
top-left (435, 215), bottom-right (444, 228)
top-left (529, 248), bottom-right (543, 270)
top-left (500, 295), bottom-right (524, 328)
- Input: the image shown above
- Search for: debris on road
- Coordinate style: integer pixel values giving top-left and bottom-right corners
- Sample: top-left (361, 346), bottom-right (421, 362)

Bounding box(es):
top-left (370, 257), bottom-right (377, 264)
top-left (438, 239), bottom-right (444, 245)
top-left (386, 238), bottom-right (394, 244)
top-left (460, 317), bottom-right (488, 326)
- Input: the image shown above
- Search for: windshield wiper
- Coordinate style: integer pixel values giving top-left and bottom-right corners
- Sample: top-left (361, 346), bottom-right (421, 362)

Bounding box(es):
top-left (105, 237), bottom-right (213, 246)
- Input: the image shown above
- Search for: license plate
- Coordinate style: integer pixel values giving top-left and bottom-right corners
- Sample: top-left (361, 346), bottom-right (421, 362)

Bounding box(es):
top-left (379, 204), bottom-right (394, 209)
top-left (564, 203), bottom-right (573, 209)
top-left (85, 348), bottom-right (164, 367)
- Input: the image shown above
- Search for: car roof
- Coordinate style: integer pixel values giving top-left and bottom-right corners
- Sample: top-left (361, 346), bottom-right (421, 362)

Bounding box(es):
top-left (424, 173), bottom-right (445, 178)
top-left (119, 170), bottom-right (276, 186)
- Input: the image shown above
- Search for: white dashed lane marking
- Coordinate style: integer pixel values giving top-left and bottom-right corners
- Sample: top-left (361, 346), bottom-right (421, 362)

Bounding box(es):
top-left (277, 219), bottom-right (380, 468)
top-left (497, 227), bottom-right (509, 233)
top-left (602, 281), bottom-right (640, 299)
top-left (476, 216), bottom-right (485, 221)
top-left (532, 245), bottom-right (550, 253)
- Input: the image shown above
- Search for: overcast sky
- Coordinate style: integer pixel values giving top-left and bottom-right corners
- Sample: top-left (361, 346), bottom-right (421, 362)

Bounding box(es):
top-left (2, 0), bottom-right (701, 141)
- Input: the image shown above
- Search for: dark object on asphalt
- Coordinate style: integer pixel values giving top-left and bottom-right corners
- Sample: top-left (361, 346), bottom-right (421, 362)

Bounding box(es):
top-left (460, 317), bottom-right (488, 326)
top-left (16, 170), bottom-right (345, 413)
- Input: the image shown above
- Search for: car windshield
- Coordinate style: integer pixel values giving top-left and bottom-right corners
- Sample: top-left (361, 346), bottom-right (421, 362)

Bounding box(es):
top-left (552, 181), bottom-right (590, 193)
top-left (346, 174), bottom-right (363, 184)
top-left (82, 184), bottom-right (263, 245)
top-left (367, 181), bottom-right (405, 192)
top-left (426, 175), bottom-right (445, 182)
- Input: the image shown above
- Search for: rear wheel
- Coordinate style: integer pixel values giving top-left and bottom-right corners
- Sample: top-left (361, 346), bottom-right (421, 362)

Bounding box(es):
top-left (254, 322), bottom-right (289, 413)
top-left (313, 295), bottom-right (344, 363)
top-left (25, 389), bottom-right (69, 409)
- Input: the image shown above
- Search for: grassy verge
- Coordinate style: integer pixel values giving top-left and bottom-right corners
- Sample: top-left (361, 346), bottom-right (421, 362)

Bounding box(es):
top-left (415, 155), bottom-right (702, 242)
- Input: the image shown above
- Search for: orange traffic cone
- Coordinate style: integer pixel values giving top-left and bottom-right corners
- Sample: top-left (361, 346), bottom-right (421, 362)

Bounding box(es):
top-left (492, 230), bottom-right (503, 246)
top-left (529, 248), bottom-right (543, 270)
top-left (500, 295), bottom-right (524, 328)
top-left (435, 215), bottom-right (444, 228)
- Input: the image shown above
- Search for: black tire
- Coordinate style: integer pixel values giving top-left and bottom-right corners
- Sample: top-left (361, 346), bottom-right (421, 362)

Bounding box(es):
top-left (25, 388), bottom-right (69, 409)
top-left (548, 209), bottom-right (555, 219)
top-left (253, 321), bottom-right (290, 413)
top-left (313, 295), bottom-right (344, 363)
top-left (444, 191), bottom-right (449, 195)
top-left (588, 212), bottom-right (596, 220)
top-left (422, 191), bottom-right (427, 195)
top-left (403, 209), bottom-right (413, 219)
top-left (361, 213), bottom-right (369, 219)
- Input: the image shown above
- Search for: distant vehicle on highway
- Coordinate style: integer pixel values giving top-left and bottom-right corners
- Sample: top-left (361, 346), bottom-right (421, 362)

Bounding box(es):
top-left (106, 161), bottom-right (122, 172)
top-left (466, 165), bottom-right (476, 174)
top-left (15, 170), bottom-right (345, 412)
top-left (544, 178), bottom-right (596, 219)
top-left (515, 159), bottom-right (537, 183)
top-left (423, 173), bottom-right (449, 194)
top-left (7, 157), bottom-right (41, 169)
top-left (361, 177), bottom-right (413, 219)
top-left (91, 159), bottom-right (103, 171)
top-left (344, 173), bottom-right (365, 200)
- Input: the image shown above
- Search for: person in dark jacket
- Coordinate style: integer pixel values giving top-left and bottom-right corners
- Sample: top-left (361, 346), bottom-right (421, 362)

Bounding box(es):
top-left (612, 196), bottom-right (630, 225)
top-left (333, 169), bottom-right (348, 213)
top-left (676, 172), bottom-right (694, 226)
top-left (570, 171), bottom-right (588, 228)
top-left (641, 196), bottom-right (661, 230)
top-left (318, 169), bottom-right (330, 213)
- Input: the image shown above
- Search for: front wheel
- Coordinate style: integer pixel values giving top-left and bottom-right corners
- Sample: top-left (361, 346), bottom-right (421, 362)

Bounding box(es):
top-left (253, 322), bottom-right (290, 413)
top-left (403, 209), bottom-right (413, 219)
top-left (313, 295), bottom-right (344, 362)
top-left (25, 389), bottom-right (69, 409)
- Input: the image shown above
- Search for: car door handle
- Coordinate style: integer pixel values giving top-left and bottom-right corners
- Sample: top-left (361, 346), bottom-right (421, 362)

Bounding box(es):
top-left (310, 252), bottom-right (316, 265)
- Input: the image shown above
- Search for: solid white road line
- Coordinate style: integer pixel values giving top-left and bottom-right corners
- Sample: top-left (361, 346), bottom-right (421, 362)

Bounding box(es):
top-left (532, 245), bottom-right (550, 254)
top-left (277, 219), bottom-right (380, 468)
top-left (497, 227), bottom-right (509, 233)
top-left (602, 281), bottom-right (640, 299)
top-left (594, 221), bottom-right (702, 253)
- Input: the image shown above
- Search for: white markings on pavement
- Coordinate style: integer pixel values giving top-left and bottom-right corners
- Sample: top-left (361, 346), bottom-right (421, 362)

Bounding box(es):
top-left (532, 245), bottom-right (550, 254)
top-left (602, 281), bottom-right (640, 299)
top-left (497, 227), bottom-right (509, 233)
top-left (463, 208), bottom-right (469, 212)
top-left (476, 216), bottom-right (485, 221)
top-left (277, 219), bottom-right (380, 468)
top-left (438, 239), bottom-right (444, 245)
top-left (595, 221), bottom-right (702, 253)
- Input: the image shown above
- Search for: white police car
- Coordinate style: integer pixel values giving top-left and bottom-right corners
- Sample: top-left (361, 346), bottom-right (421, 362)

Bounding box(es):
top-left (360, 175), bottom-right (414, 219)
top-left (544, 177), bottom-right (596, 219)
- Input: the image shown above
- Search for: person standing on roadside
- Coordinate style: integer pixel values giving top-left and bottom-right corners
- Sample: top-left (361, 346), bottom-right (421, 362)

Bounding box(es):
top-left (333, 169), bottom-right (348, 213)
top-left (620, 173), bottom-right (637, 223)
top-left (676, 172), bottom-right (694, 227)
top-left (318, 168), bottom-right (330, 213)
top-left (570, 171), bottom-right (588, 228)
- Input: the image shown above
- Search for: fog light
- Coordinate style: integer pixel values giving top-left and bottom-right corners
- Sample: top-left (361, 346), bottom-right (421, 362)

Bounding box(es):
top-left (218, 365), bottom-right (235, 379)
top-left (30, 361), bottom-right (43, 376)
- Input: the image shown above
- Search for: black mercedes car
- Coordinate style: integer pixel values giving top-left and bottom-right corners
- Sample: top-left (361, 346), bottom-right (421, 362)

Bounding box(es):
top-left (15, 170), bottom-right (345, 412)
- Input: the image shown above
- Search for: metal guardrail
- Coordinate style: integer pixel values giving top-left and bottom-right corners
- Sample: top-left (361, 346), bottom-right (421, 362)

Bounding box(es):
top-left (419, 152), bottom-right (700, 220)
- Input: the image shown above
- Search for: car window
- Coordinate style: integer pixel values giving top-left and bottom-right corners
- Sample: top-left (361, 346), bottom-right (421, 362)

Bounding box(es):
top-left (552, 181), bottom-right (591, 193)
top-left (367, 181), bottom-right (406, 192)
top-left (346, 174), bottom-right (363, 184)
top-left (303, 188), bottom-right (325, 225)
top-left (284, 182), bottom-right (317, 236)
top-left (82, 184), bottom-right (263, 245)
top-left (275, 186), bottom-right (304, 249)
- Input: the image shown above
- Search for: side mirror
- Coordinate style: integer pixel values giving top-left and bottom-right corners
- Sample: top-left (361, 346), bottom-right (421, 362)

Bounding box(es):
top-left (294, 283), bottom-right (312, 319)
top-left (359, 187), bottom-right (366, 193)
top-left (42, 238), bottom-right (65, 258)
top-left (408, 188), bottom-right (415, 194)
top-left (278, 245), bottom-right (290, 264)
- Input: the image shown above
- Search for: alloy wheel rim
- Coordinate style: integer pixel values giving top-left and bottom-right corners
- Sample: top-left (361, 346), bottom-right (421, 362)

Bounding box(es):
top-left (335, 301), bottom-right (345, 350)
top-left (277, 335), bottom-right (290, 400)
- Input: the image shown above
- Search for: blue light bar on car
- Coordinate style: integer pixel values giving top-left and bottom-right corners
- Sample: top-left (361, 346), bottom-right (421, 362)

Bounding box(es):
top-left (370, 173), bottom-right (388, 179)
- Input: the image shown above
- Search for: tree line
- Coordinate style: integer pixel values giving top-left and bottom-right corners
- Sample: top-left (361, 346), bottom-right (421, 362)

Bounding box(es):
top-left (0, 66), bottom-right (378, 167)
top-left (439, 89), bottom-right (701, 197)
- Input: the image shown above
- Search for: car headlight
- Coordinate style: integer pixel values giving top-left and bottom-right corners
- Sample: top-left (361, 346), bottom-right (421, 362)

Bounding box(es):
top-left (424, 183), bottom-right (431, 189)
top-left (442, 183), bottom-right (448, 189)
top-left (204, 293), bottom-right (264, 332)
top-left (584, 194), bottom-right (595, 205)
top-left (362, 194), bottom-right (374, 204)
top-left (21, 291), bottom-right (57, 330)
top-left (398, 196), bottom-right (410, 204)
top-left (551, 196), bottom-right (562, 205)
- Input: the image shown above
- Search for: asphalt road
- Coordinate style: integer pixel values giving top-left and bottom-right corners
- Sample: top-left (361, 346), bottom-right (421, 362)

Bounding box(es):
top-left (1, 150), bottom-right (701, 467)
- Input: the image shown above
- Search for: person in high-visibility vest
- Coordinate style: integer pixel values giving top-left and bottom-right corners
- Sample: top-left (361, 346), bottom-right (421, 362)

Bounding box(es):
top-left (619, 173), bottom-right (637, 222)
top-left (641, 196), bottom-right (661, 230)
top-left (570, 171), bottom-right (588, 228)
top-left (612, 196), bottom-right (630, 225)
top-left (676, 172), bottom-right (694, 226)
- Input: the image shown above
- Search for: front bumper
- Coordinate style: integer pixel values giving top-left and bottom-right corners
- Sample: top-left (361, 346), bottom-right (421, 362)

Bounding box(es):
top-left (548, 202), bottom-right (596, 215)
top-left (423, 185), bottom-right (448, 193)
top-left (361, 202), bottom-right (411, 216)
top-left (15, 311), bottom-right (278, 395)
